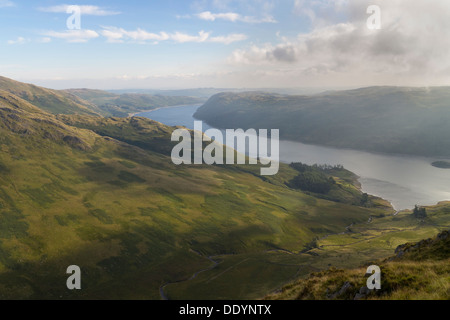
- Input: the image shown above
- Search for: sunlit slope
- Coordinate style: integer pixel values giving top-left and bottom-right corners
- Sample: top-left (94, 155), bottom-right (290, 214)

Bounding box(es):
top-left (163, 201), bottom-right (450, 300)
top-left (266, 226), bottom-right (450, 300)
top-left (0, 76), bottom-right (100, 116)
top-left (0, 90), bottom-right (391, 299)
top-left (195, 87), bottom-right (450, 157)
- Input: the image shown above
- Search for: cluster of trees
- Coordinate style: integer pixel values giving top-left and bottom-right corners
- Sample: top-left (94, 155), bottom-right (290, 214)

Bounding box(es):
top-left (413, 205), bottom-right (427, 219)
top-left (360, 193), bottom-right (372, 207)
top-left (290, 163), bottom-right (344, 172)
top-left (288, 163), bottom-right (336, 194)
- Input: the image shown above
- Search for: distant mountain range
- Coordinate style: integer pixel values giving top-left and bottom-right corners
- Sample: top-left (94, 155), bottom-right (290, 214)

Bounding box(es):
top-left (0, 76), bottom-right (100, 116)
top-left (0, 76), bottom-right (203, 118)
top-left (108, 87), bottom-right (340, 98)
top-left (66, 88), bottom-right (204, 117)
top-left (195, 87), bottom-right (450, 157)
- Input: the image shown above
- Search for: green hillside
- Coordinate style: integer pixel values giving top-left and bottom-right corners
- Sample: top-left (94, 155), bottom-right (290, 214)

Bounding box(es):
top-left (0, 78), bottom-right (449, 300)
top-left (66, 89), bottom-right (204, 117)
top-left (0, 85), bottom-right (402, 299)
top-left (0, 76), bottom-right (100, 116)
top-left (194, 87), bottom-right (450, 157)
top-left (0, 76), bottom-right (203, 118)
top-left (166, 200), bottom-right (450, 300)
top-left (266, 229), bottom-right (450, 300)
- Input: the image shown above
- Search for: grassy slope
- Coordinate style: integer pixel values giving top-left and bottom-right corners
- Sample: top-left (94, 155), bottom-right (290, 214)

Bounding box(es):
top-left (66, 89), bottom-right (205, 117)
top-left (164, 202), bottom-right (450, 300)
top-left (194, 87), bottom-right (450, 157)
top-left (0, 90), bottom-right (399, 299)
top-left (0, 76), bottom-right (100, 116)
top-left (0, 76), bottom-right (203, 118)
top-left (266, 209), bottom-right (450, 300)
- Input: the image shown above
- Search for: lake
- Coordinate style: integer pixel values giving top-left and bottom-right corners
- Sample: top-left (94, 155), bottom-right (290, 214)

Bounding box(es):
top-left (137, 105), bottom-right (450, 211)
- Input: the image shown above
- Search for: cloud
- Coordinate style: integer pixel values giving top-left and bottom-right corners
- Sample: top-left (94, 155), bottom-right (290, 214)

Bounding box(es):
top-left (42, 30), bottom-right (99, 43)
top-left (39, 5), bottom-right (120, 16)
top-left (228, 0), bottom-right (450, 85)
top-left (7, 37), bottom-right (28, 45)
top-left (294, 0), bottom-right (349, 26)
top-left (197, 11), bottom-right (239, 22)
top-left (209, 33), bottom-right (248, 44)
top-left (100, 27), bottom-right (169, 43)
top-left (170, 30), bottom-right (210, 43)
top-left (196, 11), bottom-right (276, 23)
top-left (37, 37), bottom-right (52, 43)
top-left (101, 27), bottom-right (246, 44)
top-left (0, 0), bottom-right (14, 8)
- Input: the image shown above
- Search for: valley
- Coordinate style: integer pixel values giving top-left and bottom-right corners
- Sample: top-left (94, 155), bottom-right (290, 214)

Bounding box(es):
top-left (0, 76), bottom-right (448, 300)
top-left (2, 0), bottom-right (448, 302)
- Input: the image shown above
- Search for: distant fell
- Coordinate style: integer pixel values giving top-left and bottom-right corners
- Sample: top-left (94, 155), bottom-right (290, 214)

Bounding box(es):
top-left (195, 86), bottom-right (450, 157)
top-left (0, 76), bottom-right (100, 116)
top-left (66, 88), bottom-right (204, 117)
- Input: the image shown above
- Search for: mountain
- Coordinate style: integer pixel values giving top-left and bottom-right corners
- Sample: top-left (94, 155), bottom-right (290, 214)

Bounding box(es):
top-left (0, 76), bottom-right (100, 116)
top-left (108, 87), bottom-right (335, 99)
top-left (66, 88), bottom-right (204, 117)
top-left (194, 87), bottom-right (450, 157)
top-left (0, 80), bottom-right (398, 299)
top-left (0, 76), bottom-right (204, 118)
top-left (267, 229), bottom-right (450, 300)
top-left (0, 77), bottom-right (449, 300)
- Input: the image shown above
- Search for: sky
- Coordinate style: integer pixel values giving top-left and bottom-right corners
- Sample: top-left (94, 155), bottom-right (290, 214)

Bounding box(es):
top-left (1, 0), bottom-right (450, 90)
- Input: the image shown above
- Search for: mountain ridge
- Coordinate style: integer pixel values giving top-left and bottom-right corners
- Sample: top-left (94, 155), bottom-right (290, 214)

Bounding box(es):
top-left (194, 86), bottom-right (450, 157)
top-left (0, 76), bottom-right (448, 300)
top-left (0, 76), bottom-right (101, 116)
top-left (0, 79), bottom-right (398, 299)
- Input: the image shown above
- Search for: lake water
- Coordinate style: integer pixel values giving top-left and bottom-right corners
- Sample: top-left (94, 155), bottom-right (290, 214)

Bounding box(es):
top-left (137, 105), bottom-right (450, 211)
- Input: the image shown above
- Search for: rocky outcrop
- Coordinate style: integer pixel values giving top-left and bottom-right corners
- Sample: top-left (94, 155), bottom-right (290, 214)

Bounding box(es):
top-left (327, 281), bottom-right (354, 299)
top-left (391, 230), bottom-right (449, 261)
top-left (354, 286), bottom-right (371, 300)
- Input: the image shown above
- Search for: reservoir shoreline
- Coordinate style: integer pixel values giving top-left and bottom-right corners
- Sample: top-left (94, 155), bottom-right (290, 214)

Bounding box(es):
top-left (135, 104), bottom-right (450, 211)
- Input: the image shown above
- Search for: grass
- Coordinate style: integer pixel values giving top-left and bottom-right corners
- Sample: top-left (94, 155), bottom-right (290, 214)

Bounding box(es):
top-left (265, 227), bottom-right (450, 300)
top-left (0, 86), bottom-right (448, 300)
top-left (65, 88), bottom-right (203, 117)
top-left (164, 204), bottom-right (450, 300)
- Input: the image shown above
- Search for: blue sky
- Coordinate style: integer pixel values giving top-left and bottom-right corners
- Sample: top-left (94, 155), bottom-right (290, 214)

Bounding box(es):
top-left (1, 0), bottom-right (450, 89)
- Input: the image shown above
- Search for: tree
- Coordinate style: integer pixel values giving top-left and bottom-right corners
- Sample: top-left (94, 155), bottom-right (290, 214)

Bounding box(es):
top-left (413, 205), bottom-right (427, 219)
top-left (360, 193), bottom-right (371, 207)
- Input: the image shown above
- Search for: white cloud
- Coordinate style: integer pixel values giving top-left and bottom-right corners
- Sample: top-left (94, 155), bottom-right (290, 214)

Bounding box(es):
top-left (0, 0), bottom-right (14, 8)
top-left (171, 30), bottom-right (210, 43)
top-left (42, 30), bottom-right (99, 43)
top-left (101, 27), bottom-right (169, 43)
top-left (197, 11), bottom-right (239, 22)
top-left (7, 37), bottom-right (28, 45)
top-left (101, 27), bottom-right (246, 44)
top-left (39, 5), bottom-right (120, 16)
top-left (38, 37), bottom-right (52, 43)
top-left (209, 33), bottom-right (248, 44)
top-left (228, 0), bottom-right (450, 86)
top-left (196, 11), bottom-right (276, 23)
